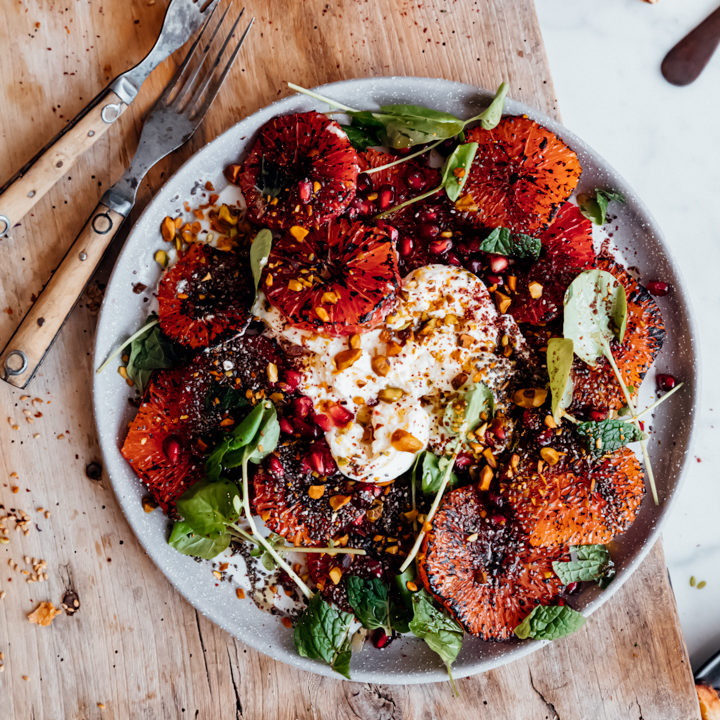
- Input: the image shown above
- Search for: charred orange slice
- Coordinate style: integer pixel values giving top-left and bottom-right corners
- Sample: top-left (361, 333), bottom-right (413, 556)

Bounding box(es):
top-left (570, 257), bottom-right (665, 411)
top-left (500, 447), bottom-right (645, 547)
top-left (234, 111), bottom-right (359, 229)
top-left (461, 116), bottom-right (582, 234)
top-left (262, 218), bottom-right (400, 335)
top-left (120, 369), bottom-right (203, 511)
top-left (418, 485), bottom-right (565, 640)
top-left (157, 243), bottom-right (249, 348)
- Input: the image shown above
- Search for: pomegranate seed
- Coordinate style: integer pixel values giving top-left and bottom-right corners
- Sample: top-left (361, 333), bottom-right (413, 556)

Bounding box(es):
top-left (283, 370), bottom-right (302, 392)
top-left (428, 239), bottom-right (450, 254)
top-left (308, 451), bottom-right (326, 475)
top-left (268, 456), bottom-right (284, 477)
top-left (406, 171), bottom-right (426, 190)
top-left (298, 181), bottom-right (312, 204)
top-left (489, 513), bottom-right (506, 526)
top-left (399, 237), bottom-right (414, 257)
top-left (491, 421), bottom-right (506, 439)
top-left (327, 404), bottom-right (354, 426)
top-left (279, 418), bottom-right (294, 435)
top-left (486, 273), bottom-right (503, 285)
top-left (589, 409), bottom-right (608, 422)
top-left (417, 208), bottom-right (438, 223)
top-left (455, 452), bottom-right (472, 468)
top-left (487, 492), bottom-right (504, 508)
top-left (489, 254), bottom-right (509, 273)
top-left (378, 184), bottom-right (395, 210)
top-left (646, 280), bottom-right (670, 297)
top-left (294, 418), bottom-right (319, 438)
top-left (465, 237), bottom-right (482, 253)
top-left (656, 373), bottom-right (676, 391)
top-left (376, 221), bottom-right (398, 242)
top-left (565, 581), bottom-right (580, 594)
top-left (467, 258), bottom-right (483, 275)
top-left (446, 252), bottom-right (461, 266)
top-left (292, 396), bottom-right (313, 418)
top-left (371, 628), bottom-right (392, 649)
top-left (314, 413), bottom-right (332, 432)
top-left (163, 436), bottom-right (181, 465)
top-left (536, 429), bottom-right (554, 446)
top-left (419, 222), bottom-right (440, 240)
top-left (557, 599), bottom-right (565, 607)
top-left (357, 174), bottom-right (372, 193)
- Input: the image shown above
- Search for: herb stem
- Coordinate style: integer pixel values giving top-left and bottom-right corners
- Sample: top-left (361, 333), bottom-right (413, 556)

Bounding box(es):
top-left (375, 185), bottom-right (442, 220)
top-left (284, 546), bottom-right (366, 555)
top-left (240, 458), bottom-right (312, 598)
top-left (635, 382), bottom-right (684, 419)
top-left (361, 140), bottom-right (443, 175)
top-left (399, 445), bottom-right (460, 573)
top-left (95, 317), bottom-right (159, 374)
top-left (287, 82), bottom-right (358, 114)
top-left (560, 411), bottom-right (580, 425)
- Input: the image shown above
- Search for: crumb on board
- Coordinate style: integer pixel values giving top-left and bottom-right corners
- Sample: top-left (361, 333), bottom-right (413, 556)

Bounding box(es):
top-left (27, 601), bottom-right (62, 627)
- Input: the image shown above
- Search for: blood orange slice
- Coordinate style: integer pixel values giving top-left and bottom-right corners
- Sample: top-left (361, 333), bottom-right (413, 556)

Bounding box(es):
top-left (460, 116), bottom-right (582, 234)
top-left (511, 202), bottom-right (595, 324)
top-left (157, 243), bottom-right (250, 348)
top-left (500, 446), bottom-right (645, 547)
top-left (418, 484), bottom-right (565, 640)
top-left (233, 111), bottom-right (359, 229)
top-left (121, 369), bottom-right (203, 511)
top-left (262, 219), bottom-right (400, 335)
top-left (570, 257), bottom-right (665, 411)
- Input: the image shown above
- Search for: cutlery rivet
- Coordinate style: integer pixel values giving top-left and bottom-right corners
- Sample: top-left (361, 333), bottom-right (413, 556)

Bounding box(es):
top-left (87, 130), bottom-right (95, 137)
top-left (27, 190), bottom-right (35, 198)
top-left (92, 212), bottom-right (113, 235)
top-left (79, 252), bottom-right (88, 261)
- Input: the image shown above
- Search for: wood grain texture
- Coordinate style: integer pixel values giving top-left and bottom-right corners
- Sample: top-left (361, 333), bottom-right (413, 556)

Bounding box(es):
top-left (0, 1), bottom-right (698, 718)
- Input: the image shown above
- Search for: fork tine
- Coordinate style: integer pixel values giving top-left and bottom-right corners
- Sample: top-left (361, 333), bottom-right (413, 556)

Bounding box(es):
top-left (171, 2), bottom-right (235, 108)
top-left (186, 12), bottom-right (254, 120)
top-left (159, 0), bottom-right (222, 104)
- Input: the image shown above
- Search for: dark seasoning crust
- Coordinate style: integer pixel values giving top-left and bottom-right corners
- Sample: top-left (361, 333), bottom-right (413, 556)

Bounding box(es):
top-left (118, 100), bottom-right (667, 661)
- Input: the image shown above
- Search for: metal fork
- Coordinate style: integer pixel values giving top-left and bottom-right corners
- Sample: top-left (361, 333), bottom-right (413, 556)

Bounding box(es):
top-left (0, 5), bottom-right (255, 388)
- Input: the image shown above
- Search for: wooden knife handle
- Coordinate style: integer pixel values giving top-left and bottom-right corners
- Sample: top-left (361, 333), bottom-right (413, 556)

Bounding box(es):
top-left (0, 89), bottom-right (127, 237)
top-left (0, 203), bottom-right (125, 388)
top-left (661, 6), bottom-right (720, 86)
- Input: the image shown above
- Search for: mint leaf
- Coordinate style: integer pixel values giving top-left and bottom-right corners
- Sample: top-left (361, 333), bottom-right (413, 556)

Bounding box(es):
top-left (514, 604), bottom-right (585, 640)
top-left (409, 590), bottom-right (463, 673)
top-left (552, 544), bottom-right (615, 586)
top-left (346, 576), bottom-right (391, 633)
top-left (440, 142), bottom-right (478, 201)
top-left (168, 520), bottom-right (230, 559)
top-left (294, 594), bottom-right (354, 678)
top-left (563, 269), bottom-right (628, 366)
top-left (576, 418), bottom-right (645, 457)
top-left (547, 338), bottom-right (574, 422)
top-left (175, 478), bottom-right (240, 538)
top-left (578, 189), bottom-right (625, 225)
top-left (479, 227), bottom-right (541, 260)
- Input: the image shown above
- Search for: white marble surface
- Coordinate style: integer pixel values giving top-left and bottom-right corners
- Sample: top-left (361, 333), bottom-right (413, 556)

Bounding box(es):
top-left (536, 0), bottom-right (720, 669)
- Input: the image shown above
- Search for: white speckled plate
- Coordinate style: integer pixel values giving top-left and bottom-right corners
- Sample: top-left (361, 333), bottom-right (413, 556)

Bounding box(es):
top-left (92, 77), bottom-right (698, 683)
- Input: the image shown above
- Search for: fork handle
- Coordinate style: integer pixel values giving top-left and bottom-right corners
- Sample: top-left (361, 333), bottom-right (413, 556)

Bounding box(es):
top-left (0, 202), bottom-right (125, 388)
top-left (0, 89), bottom-right (127, 237)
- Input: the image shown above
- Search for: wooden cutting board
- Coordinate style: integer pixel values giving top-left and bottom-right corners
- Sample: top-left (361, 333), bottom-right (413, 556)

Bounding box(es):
top-left (0, 1), bottom-right (699, 718)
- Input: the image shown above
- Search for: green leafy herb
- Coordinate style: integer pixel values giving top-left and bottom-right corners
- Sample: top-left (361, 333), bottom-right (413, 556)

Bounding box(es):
top-left (563, 270), bottom-right (628, 366)
top-left (250, 229), bottom-right (272, 299)
top-left (294, 594), bottom-right (354, 678)
top-left (576, 418), bottom-right (646, 457)
top-left (175, 478), bottom-right (240, 538)
top-left (168, 520), bottom-right (231, 559)
top-left (257, 156), bottom-right (289, 199)
top-left (341, 122), bottom-right (383, 151)
top-left (441, 142), bottom-right (478, 202)
top-left (409, 590), bottom-right (463, 680)
top-left (474, 82), bottom-right (509, 130)
top-left (412, 450), bottom-right (459, 496)
top-left (249, 532), bottom-right (286, 571)
top-left (547, 338), bottom-right (575, 422)
top-left (552, 544), bottom-right (616, 586)
top-left (443, 381), bottom-right (494, 440)
top-left (125, 320), bottom-right (185, 394)
top-left (514, 604), bottom-right (586, 640)
top-left (346, 576), bottom-right (391, 634)
top-left (204, 384), bottom-right (249, 413)
top-left (578, 189), bottom-right (625, 225)
top-left (479, 227), bottom-right (541, 261)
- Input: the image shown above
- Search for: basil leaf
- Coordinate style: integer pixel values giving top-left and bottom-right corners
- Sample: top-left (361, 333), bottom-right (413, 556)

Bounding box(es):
top-left (257, 156), bottom-right (289, 199)
top-left (575, 418), bottom-right (646, 457)
top-left (175, 478), bottom-right (240, 538)
top-left (379, 103), bottom-right (465, 125)
top-left (479, 227), bottom-right (541, 260)
top-left (440, 142), bottom-right (478, 201)
top-left (371, 108), bottom-right (466, 149)
top-left (168, 520), bottom-right (230, 559)
top-left (547, 338), bottom-right (574, 422)
top-left (514, 604), bottom-right (586, 640)
top-left (443, 382), bottom-right (493, 439)
top-left (346, 576), bottom-right (391, 633)
top-left (294, 594), bottom-right (354, 678)
top-left (578, 189), bottom-right (625, 225)
top-left (413, 450), bottom-right (459, 495)
top-left (552, 544), bottom-right (615, 585)
top-left (475, 82), bottom-right (508, 130)
top-left (409, 590), bottom-right (463, 673)
top-left (563, 270), bottom-right (628, 366)
top-left (242, 402), bottom-right (280, 464)
top-left (250, 229), bottom-right (272, 299)
top-left (125, 315), bottom-right (185, 394)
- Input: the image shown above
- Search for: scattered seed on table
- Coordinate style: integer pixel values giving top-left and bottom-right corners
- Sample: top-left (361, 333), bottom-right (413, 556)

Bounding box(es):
top-left (697, 580), bottom-right (707, 589)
